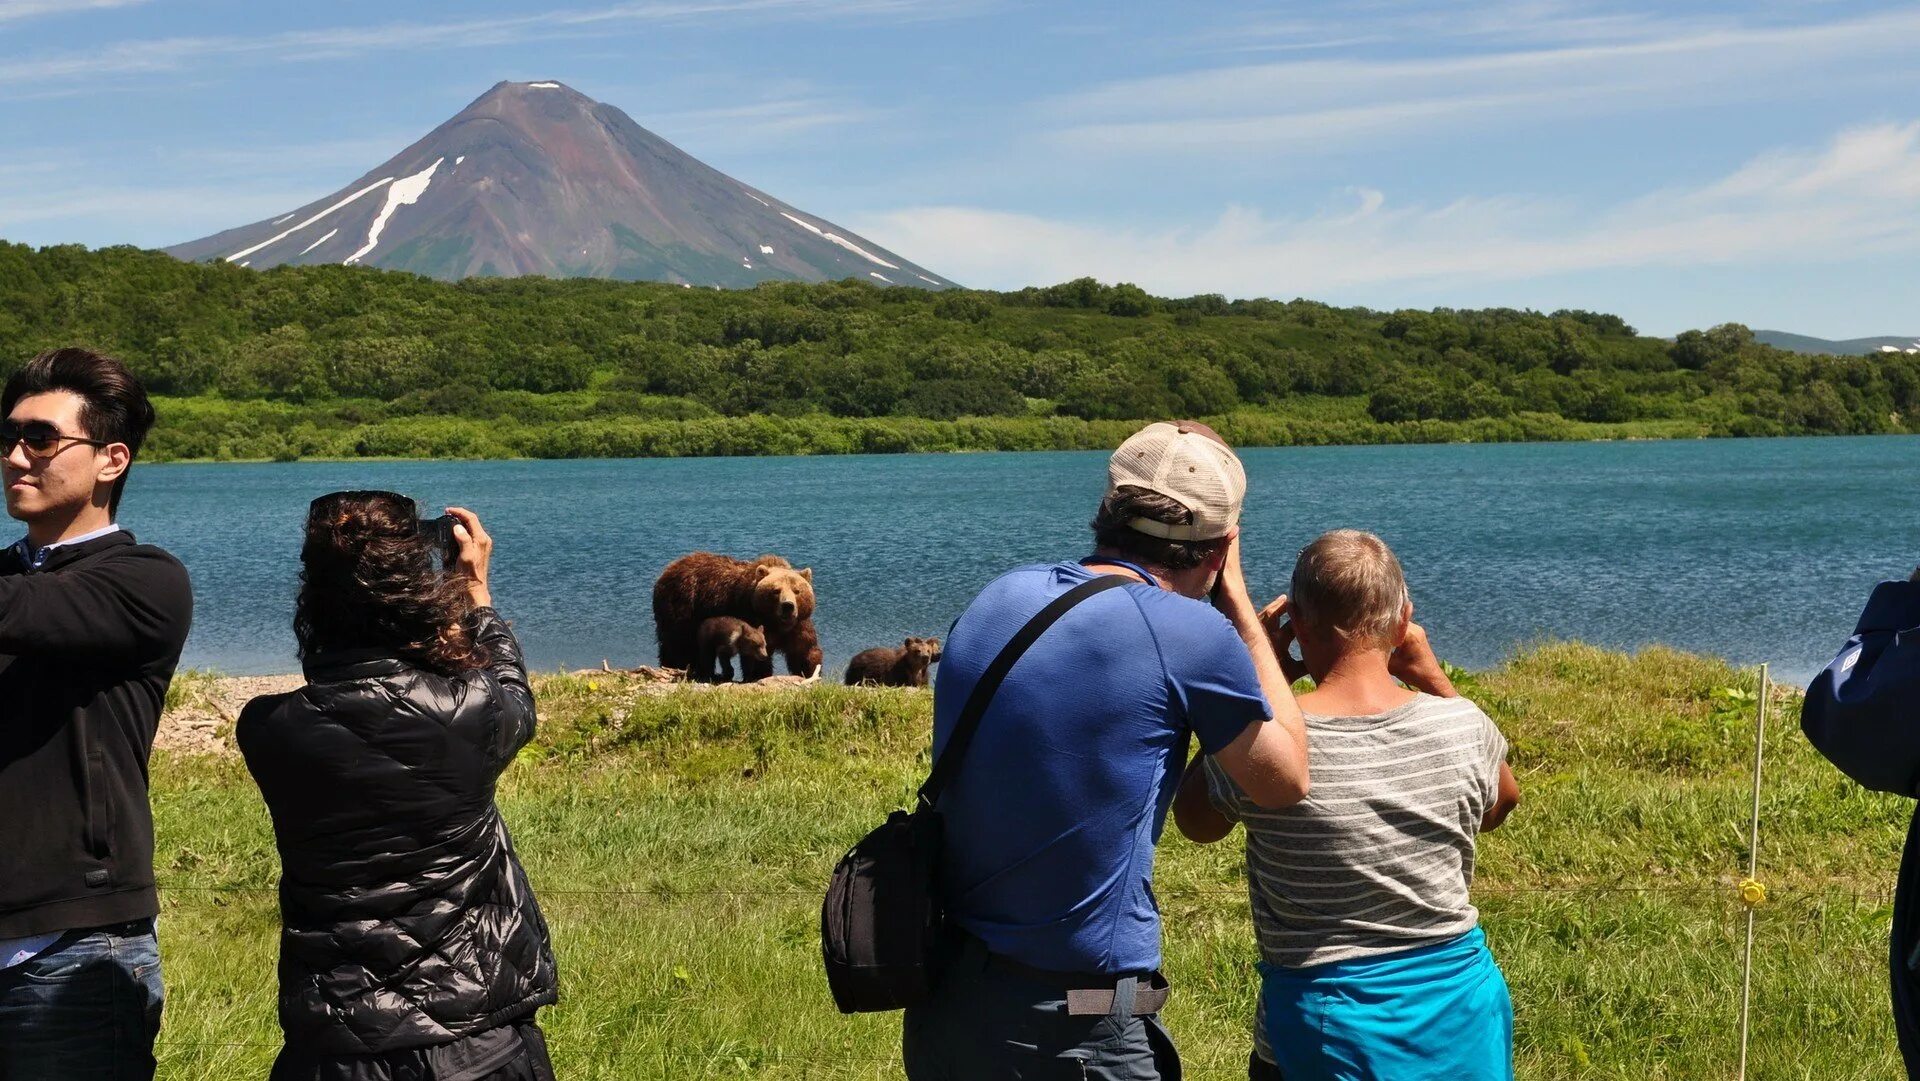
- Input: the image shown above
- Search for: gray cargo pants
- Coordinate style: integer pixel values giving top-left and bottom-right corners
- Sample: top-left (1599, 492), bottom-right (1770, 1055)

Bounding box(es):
top-left (902, 936), bottom-right (1181, 1080)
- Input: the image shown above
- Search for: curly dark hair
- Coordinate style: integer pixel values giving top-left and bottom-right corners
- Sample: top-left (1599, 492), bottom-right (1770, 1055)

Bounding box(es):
top-left (1089, 485), bottom-right (1226, 571)
top-left (295, 490), bottom-right (487, 673)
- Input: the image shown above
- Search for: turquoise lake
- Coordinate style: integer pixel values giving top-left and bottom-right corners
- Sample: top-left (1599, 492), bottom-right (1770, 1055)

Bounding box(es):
top-left (124, 436), bottom-right (1918, 683)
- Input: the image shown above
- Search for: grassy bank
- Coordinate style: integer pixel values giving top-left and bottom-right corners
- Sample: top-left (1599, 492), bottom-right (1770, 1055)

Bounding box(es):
top-left (151, 644), bottom-right (1906, 1078)
top-left (144, 393), bottom-right (1722, 463)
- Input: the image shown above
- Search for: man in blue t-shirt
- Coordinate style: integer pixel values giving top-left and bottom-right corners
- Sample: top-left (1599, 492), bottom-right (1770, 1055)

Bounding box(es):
top-left (902, 421), bottom-right (1311, 1081)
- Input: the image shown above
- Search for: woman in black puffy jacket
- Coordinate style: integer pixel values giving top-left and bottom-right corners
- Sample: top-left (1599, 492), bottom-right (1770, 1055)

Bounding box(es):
top-left (238, 492), bottom-right (558, 1081)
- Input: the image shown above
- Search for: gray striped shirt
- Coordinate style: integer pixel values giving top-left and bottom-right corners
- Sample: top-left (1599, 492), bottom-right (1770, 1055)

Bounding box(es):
top-left (1206, 692), bottom-right (1508, 969)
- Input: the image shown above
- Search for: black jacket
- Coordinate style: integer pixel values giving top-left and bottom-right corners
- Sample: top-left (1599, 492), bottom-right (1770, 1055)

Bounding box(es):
top-left (0, 529), bottom-right (193, 937)
top-left (1802, 579), bottom-right (1920, 1076)
top-left (237, 608), bottom-right (558, 1056)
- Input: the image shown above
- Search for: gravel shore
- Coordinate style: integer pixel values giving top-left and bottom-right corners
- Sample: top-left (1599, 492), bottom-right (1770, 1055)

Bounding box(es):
top-left (156, 667), bottom-right (822, 756)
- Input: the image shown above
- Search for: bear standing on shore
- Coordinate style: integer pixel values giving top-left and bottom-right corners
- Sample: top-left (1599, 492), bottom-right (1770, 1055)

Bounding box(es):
top-left (845, 637), bottom-right (942, 688)
top-left (653, 552), bottom-right (823, 677)
top-left (696, 616), bottom-right (774, 683)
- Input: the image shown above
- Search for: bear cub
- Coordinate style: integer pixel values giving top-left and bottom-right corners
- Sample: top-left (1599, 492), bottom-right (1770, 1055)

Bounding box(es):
top-left (845, 636), bottom-right (942, 688)
top-left (697, 616), bottom-right (774, 683)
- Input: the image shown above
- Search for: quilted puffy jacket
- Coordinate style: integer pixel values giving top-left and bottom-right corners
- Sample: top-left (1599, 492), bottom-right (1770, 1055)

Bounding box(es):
top-left (236, 608), bottom-right (557, 1055)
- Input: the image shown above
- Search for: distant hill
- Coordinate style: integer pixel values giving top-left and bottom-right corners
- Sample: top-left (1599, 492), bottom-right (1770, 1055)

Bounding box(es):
top-left (167, 80), bottom-right (951, 289)
top-left (1754, 330), bottom-right (1920, 355)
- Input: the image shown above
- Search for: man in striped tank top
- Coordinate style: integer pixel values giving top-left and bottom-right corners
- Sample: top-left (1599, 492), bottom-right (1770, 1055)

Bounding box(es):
top-left (1174, 529), bottom-right (1520, 1081)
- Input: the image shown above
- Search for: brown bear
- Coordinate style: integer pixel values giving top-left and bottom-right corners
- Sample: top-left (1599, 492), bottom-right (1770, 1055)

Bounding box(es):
top-left (653, 551), bottom-right (823, 677)
top-left (696, 616), bottom-right (774, 683)
top-left (844, 636), bottom-right (942, 688)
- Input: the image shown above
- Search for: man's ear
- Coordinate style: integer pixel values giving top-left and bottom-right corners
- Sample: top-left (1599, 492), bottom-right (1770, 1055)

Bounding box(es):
top-left (95, 444), bottom-right (131, 486)
top-left (1207, 539), bottom-right (1231, 573)
top-left (1391, 600), bottom-right (1414, 647)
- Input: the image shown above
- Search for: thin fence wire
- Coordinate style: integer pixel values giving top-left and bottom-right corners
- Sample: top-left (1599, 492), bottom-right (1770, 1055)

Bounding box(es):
top-left (150, 882), bottom-right (1897, 902)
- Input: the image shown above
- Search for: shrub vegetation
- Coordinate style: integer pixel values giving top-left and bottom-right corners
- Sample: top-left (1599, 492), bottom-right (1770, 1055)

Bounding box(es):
top-left (2, 244), bottom-right (1913, 460)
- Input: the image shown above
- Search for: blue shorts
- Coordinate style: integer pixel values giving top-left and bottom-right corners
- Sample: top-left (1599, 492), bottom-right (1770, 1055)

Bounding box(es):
top-left (1260, 927), bottom-right (1513, 1081)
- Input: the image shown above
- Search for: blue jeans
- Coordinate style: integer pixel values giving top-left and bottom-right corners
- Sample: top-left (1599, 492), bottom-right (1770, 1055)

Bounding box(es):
top-left (0, 920), bottom-right (163, 1081)
top-left (903, 936), bottom-right (1180, 1080)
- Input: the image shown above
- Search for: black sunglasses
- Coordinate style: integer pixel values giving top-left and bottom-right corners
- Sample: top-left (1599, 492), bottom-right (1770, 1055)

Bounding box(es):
top-left (0, 419), bottom-right (112, 460)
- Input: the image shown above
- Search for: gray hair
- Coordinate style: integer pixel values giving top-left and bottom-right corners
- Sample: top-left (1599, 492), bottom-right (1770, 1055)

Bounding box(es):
top-left (1289, 530), bottom-right (1410, 647)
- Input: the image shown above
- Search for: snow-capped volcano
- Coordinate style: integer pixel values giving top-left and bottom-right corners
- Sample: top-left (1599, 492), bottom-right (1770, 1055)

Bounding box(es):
top-left (167, 80), bottom-right (951, 288)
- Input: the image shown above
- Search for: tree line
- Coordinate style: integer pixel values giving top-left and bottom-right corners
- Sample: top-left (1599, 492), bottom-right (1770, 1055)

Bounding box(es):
top-left (1, 242), bottom-right (1913, 460)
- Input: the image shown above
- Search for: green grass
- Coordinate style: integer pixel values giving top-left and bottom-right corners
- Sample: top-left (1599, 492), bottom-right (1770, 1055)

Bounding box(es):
top-left (149, 645), bottom-right (1908, 1079)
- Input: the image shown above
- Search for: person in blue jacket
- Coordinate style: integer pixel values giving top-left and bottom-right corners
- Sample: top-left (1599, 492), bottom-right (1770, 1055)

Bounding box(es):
top-left (1801, 568), bottom-right (1920, 1076)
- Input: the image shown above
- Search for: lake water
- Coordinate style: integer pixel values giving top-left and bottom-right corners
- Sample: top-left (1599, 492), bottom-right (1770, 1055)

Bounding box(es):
top-left (121, 436), bottom-right (1918, 683)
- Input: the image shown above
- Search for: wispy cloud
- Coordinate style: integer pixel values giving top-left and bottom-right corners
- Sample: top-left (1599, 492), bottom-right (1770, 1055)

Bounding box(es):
top-left (0, 0), bottom-right (974, 91)
top-left (1054, 6), bottom-right (1920, 155)
top-left (0, 183), bottom-right (319, 231)
top-left (1197, 0), bottom-right (1743, 54)
top-left (0, 0), bottom-right (146, 23)
top-left (647, 96), bottom-right (885, 151)
top-left (852, 121), bottom-right (1920, 300)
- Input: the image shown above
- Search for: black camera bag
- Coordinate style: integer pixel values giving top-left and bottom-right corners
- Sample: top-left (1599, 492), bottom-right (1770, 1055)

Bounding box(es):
top-left (820, 574), bottom-right (1131, 1014)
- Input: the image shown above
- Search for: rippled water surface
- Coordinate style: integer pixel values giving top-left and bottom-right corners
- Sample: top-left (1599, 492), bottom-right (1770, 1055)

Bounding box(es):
top-left (124, 436), bottom-right (1920, 682)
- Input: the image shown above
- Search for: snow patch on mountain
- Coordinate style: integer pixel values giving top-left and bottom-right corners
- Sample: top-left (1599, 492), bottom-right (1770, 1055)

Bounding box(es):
top-left (226, 176), bottom-right (395, 262)
top-left (759, 244), bottom-right (774, 254)
top-left (916, 274), bottom-right (940, 285)
top-left (271, 214), bottom-right (294, 225)
top-left (781, 211), bottom-right (823, 236)
top-left (299, 228), bottom-right (339, 256)
top-left (527, 82), bottom-right (561, 89)
top-left (870, 272), bottom-right (891, 283)
top-left (828, 233), bottom-right (898, 269)
top-left (345, 158), bottom-right (443, 265)
top-left (779, 211), bottom-right (901, 269)
top-left (456, 155), bottom-right (465, 165)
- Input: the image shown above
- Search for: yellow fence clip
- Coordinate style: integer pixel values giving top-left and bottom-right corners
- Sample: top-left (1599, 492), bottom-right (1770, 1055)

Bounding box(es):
top-left (1738, 878), bottom-right (1767, 909)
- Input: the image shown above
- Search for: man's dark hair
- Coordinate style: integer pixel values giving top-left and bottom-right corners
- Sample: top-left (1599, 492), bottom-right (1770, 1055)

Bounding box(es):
top-left (2, 348), bottom-right (156, 516)
top-left (1090, 485), bottom-right (1225, 571)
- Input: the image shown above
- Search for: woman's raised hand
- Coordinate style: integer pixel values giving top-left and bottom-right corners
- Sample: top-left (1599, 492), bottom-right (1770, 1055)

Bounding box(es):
top-left (445, 506), bottom-right (492, 608)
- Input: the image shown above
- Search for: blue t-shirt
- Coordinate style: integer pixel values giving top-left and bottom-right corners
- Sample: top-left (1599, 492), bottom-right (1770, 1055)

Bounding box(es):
top-left (931, 559), bottom-right (1272, 974)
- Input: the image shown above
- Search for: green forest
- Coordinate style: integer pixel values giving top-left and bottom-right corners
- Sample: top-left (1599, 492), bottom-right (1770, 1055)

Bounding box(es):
top-left (2, 241), bottom-right (1914, 461)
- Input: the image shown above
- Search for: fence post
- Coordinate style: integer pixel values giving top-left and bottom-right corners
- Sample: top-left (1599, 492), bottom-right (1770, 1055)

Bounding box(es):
top-left (1736, 662), bottom-right (1770, 1081)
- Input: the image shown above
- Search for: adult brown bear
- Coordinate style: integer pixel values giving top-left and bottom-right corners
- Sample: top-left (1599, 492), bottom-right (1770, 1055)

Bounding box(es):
top-left (653, 552), bottom-right (823, 677)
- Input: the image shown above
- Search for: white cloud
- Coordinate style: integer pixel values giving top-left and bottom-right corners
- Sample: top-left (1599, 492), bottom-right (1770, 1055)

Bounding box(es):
top-left (851, 121), bottom-right (1920, 298)
top-left (0, 0), bottom-right (973, 90)
top-left (0, 0), bottom-right (145, 23)
top-left (1052, 7), bottom-right (1920, 155)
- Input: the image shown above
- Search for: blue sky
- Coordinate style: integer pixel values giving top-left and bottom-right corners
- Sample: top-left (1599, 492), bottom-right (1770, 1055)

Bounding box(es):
top-left (3, 0), bottom-right (1917, 337)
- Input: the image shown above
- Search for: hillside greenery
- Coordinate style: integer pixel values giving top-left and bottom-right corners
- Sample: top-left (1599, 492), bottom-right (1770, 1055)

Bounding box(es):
top-left (4, 242), bottom-right (1917, 460)
top-left (153, 644), bottom-right (1902, 1078)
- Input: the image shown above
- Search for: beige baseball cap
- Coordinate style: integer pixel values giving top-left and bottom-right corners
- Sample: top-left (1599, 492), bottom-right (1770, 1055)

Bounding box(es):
top-left (1107, 421), bottom-right (1247, 541)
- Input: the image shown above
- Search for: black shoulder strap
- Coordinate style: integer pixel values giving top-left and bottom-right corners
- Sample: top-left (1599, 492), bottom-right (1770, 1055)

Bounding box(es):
top-left (917, 574), bottom-right (1132, 810)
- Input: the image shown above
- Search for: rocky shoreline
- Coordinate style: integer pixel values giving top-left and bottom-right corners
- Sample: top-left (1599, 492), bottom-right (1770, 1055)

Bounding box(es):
top-left (157, 667), bottom-right (825, 756)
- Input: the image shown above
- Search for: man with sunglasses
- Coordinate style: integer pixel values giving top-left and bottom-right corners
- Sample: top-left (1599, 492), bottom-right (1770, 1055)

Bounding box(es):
top-left (0, 348), bottom-right (192, 1081)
